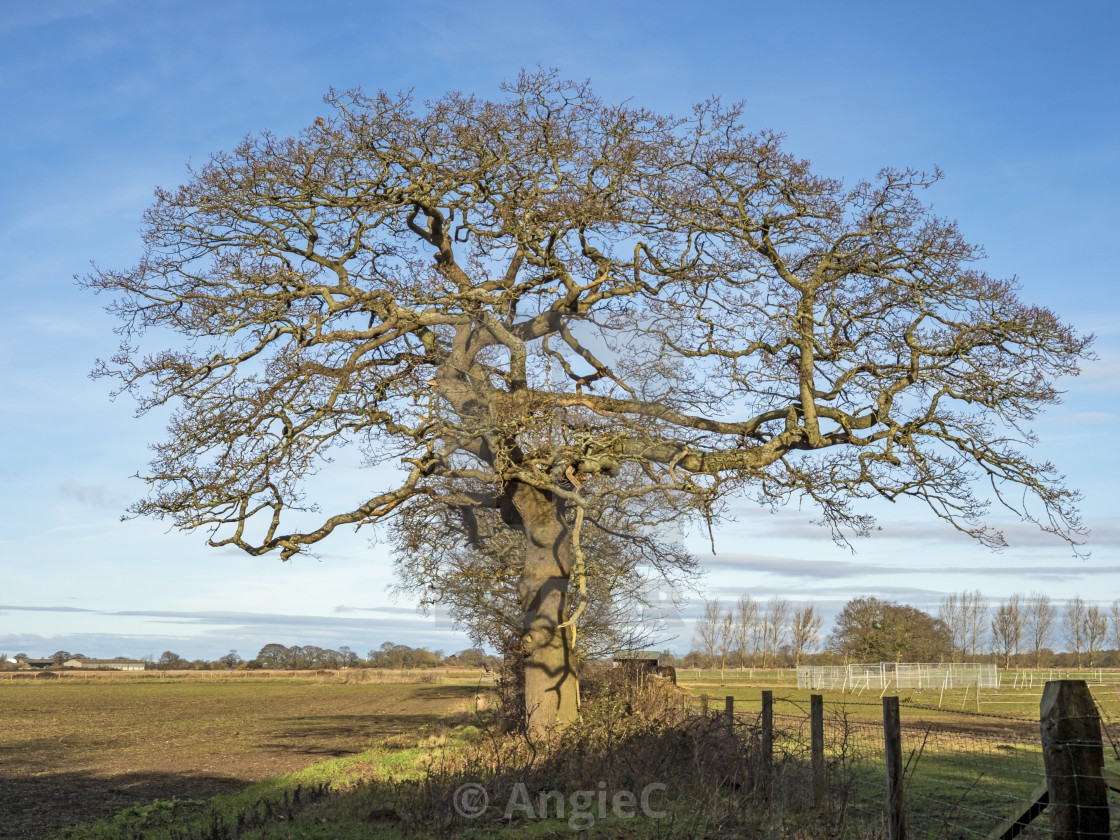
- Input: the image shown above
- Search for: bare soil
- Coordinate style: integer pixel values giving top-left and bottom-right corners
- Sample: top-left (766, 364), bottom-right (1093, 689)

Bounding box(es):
top-left (0, 674), bottom-right (479, 839)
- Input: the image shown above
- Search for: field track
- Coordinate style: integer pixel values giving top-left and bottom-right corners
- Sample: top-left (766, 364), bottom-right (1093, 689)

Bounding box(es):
top-left (0, 672), bottom-right (482, 840)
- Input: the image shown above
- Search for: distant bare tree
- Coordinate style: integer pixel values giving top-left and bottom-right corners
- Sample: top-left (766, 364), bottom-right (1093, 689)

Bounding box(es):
top-left (761, 597), bottom-right (790, 667)
top-left (1064, 595), bottom-right (1087, 668)
top-left (790, 604), bottom-right (823, 667)
top-left (939, 593), bottom-right (964, 661)
top-left (751, 606), bottom-right (767, 666)
top-left (1083, 604), bottom-right (1108, 668)
top-left (733, 594), bottom-right (759, 668)
top-left (717, 607), bottom-right (735, 677)
top-left (990, 594), bottom-right (1024, 669)
top-left (1112, 599), bottom-right (1120, 655)
top-left (940, 589), bottom-right (989, 660)
top-left (1024, 592), bottom-right (1057, 667)
top-left (693, 599), bottom-right (723, 668)
top-left (962, 590), bottom-right (990, 660)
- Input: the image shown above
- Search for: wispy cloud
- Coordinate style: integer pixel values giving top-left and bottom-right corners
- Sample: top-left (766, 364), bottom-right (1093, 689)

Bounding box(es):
top-left (694, 552), bottom-right (1115, 581)
top-left (58, 481), bottom-right (128, 510)
top-left (334, 604), bottom-right (423, 616)
top-left (722, 504), bottom-right (1120, 551)
top-left (701, 553), bottom-right (893, 578)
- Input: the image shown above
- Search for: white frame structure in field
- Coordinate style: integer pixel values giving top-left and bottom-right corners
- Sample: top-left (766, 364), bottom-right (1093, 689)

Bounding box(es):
top-left (797, 662), bottom-right (998, 691)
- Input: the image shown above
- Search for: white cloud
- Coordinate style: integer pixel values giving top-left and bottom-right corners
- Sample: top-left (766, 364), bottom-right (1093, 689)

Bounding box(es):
top-left (57, 481), bottom-right (128, 510)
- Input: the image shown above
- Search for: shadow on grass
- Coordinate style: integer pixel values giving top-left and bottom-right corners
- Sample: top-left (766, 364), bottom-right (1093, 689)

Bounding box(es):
top-left (0, 769), bottom-right (244, 840)
top-left (262, 712), bottom-right (444, 756)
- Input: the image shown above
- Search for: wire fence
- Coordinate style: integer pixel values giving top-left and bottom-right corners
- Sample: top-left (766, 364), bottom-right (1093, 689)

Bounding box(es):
top-left (901, 720), bottom-right (1050, 838)
top-left (717, 686), bottom-right (1120, 839)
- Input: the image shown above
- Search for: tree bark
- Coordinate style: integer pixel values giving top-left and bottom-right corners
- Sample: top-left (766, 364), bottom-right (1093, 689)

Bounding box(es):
top-left (514, 483), bottom-right (579, 738)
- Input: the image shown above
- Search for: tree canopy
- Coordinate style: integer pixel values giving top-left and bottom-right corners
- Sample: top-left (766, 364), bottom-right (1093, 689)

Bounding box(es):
top-left (87, 70), bottom-right (1090, 735)
top-left (827, 597), bottom-right (953, 663)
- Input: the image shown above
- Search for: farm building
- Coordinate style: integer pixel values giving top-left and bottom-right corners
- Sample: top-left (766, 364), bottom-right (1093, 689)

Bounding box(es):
top-left (62, 659), bottom-right (146, 671)
top-left (612, 650), bottom-right (662, 669)
top-left (797, 661), bottom-right (998, 690)
top-left (611, 651), bottom-right (676, 684)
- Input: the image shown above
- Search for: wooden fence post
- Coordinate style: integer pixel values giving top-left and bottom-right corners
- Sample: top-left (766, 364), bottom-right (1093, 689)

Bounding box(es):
top-left (883, 695), bottom-right (906, 840)
top-left (811, 693), bottom-right (825, 810)
top-left (760, 689), bottom-right (773, 803)
top-left (725, 695), bottom-right (735, 726)
top-left (1040, 679), bottom-right (1110, 839)
top-left (700, 693), bottom-right (709, 716)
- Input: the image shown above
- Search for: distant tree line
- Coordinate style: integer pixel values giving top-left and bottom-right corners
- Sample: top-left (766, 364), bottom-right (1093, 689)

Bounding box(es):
top-left (683, 596), bottom-right (824, 672)
top-left (7, 591), bottom-right (1118, 672)
top-left (0, 644), bottom-right (501, 672)
top-left (148, 642), bottom-right (501, 671)
top-left (680, 592), bottom-right (1120, 669)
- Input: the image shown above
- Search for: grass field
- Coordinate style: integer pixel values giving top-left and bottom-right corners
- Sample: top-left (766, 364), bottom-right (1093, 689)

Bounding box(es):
top-left (8, 667), bottom-right (1120, 839)
top-left (676, 666), bottom-right (1120, 720)
top-left (676, 668), bottom-right (1120, 837)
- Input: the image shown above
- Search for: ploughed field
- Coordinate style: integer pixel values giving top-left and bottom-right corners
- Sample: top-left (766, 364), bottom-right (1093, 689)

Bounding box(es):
top-left (0, 673), bottom-right (481, 839)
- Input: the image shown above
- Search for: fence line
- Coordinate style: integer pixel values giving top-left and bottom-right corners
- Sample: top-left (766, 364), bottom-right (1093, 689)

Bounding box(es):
top-left (716, 680), bottom-right (1119, 839)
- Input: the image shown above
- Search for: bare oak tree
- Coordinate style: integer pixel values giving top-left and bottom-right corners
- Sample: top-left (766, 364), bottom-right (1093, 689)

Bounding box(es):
top-left (86, 71), bottom-right (1090, 736)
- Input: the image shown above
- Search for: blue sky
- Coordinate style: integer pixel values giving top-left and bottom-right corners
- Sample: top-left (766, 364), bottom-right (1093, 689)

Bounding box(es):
top-left (1, 0), bottom-right (1118, 661)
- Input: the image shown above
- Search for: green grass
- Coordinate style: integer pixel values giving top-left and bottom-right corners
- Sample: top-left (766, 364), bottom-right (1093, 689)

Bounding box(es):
top-left (675, 669), bottom-right (1120, 836)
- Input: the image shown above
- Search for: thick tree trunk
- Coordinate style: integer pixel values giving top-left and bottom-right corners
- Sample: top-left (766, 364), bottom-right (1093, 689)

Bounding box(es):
top-left (513, 484), bottom-right (579, 738)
